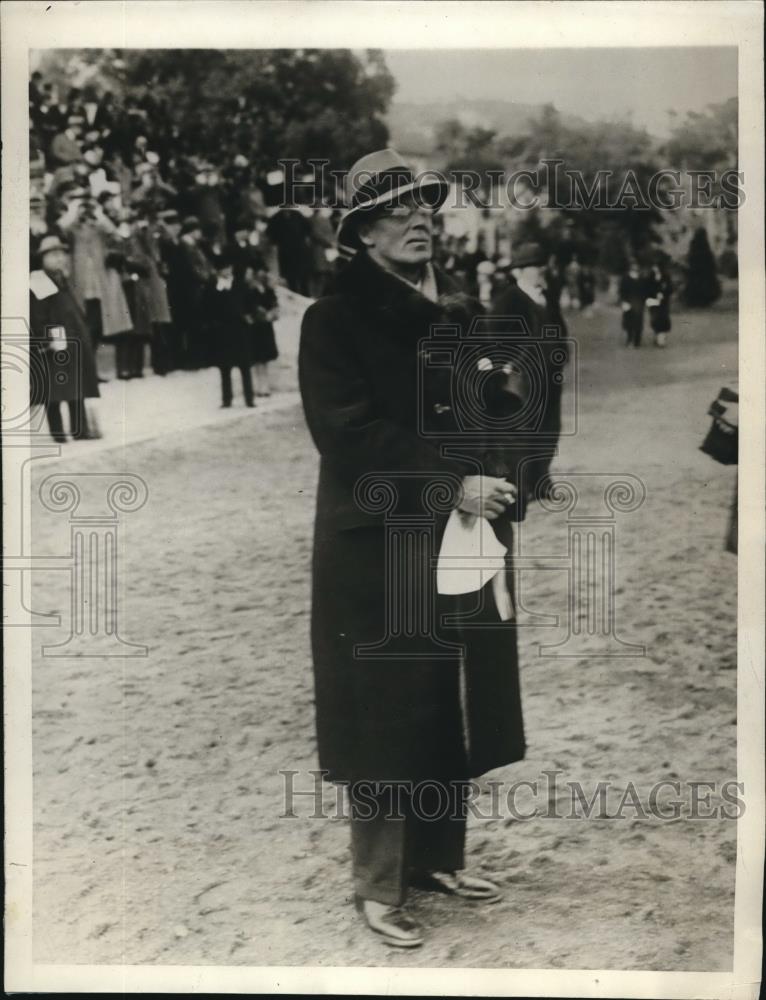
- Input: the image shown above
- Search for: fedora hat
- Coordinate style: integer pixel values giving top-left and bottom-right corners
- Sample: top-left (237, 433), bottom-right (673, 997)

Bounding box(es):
top-left (38, 235), bottom-right (69, 256)
top-left (180, 215), bottom-right (202, 236)
top-left (337, 148), bottom-right (450, 254)
top-left (510, 242), bottom-right (547, 269)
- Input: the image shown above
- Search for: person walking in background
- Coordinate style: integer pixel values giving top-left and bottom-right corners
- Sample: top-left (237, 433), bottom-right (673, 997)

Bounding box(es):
top-left (205, 253), bottom-right (255, 409)
top-left (578, 262), bottom-right (596, 317)
top-left (246, 264), bottom-right (279, 397)
top-left (563, 253), bottom-right (581, 310)
top-left (619, 260), bottom-right (648, 348)
top-left (646, 259), bottom-right (673, 348)
top-left (29, 235), bottom-right (101, 442)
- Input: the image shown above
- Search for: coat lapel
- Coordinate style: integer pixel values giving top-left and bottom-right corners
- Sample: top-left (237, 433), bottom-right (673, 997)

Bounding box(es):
top-left (336, 252), bottom-right (479, 340)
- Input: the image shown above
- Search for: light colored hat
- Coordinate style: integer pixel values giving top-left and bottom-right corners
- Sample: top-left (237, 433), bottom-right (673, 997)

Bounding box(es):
top-left (38, 235), bottom-right (69, 256)
top-left (337, 148), bottom-right (449, 255)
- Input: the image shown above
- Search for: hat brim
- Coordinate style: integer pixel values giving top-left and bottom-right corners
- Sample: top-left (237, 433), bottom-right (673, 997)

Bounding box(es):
top-left (40, 242), bottom-right (68, 256)
top-left (337, 178), bottom-right (450, 254)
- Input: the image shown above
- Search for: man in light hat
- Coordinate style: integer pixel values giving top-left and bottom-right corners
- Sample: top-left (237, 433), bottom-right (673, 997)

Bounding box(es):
top-left (30, 236), bottom-right (101, 442)
top-left (299, 149), bottom-right (525, 948)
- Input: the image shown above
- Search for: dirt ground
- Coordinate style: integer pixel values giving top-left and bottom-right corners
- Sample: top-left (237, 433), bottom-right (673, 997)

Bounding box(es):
top-left (29, 289), bottom-right (738, 971)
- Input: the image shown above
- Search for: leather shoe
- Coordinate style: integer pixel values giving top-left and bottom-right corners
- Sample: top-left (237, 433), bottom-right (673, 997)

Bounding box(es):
top-left (354, 896), bottom-right (424, 948)
top-left (410, 869), bottom-right (503, 903)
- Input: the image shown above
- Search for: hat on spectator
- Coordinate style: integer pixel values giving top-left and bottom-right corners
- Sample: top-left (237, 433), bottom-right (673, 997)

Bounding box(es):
top-left (39, 235), bottom-right (69, 256)
top-left (180, 215), bottom-right (202, 235)
top-left (337, 148), bottom-right (450, 255)
top-left (510, 242), bottom-right (547, 268)
top-left (158, 208), bottom-right (180, 223)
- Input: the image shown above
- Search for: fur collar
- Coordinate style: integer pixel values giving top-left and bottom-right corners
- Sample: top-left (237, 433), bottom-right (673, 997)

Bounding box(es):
top-left (336, 251), bottom-right (480, 337)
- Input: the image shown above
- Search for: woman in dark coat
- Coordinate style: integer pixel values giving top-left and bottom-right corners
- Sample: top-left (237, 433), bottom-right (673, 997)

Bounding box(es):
top-left (246, 267), bottom-right (279, 396)
top-left (299, 149), bottom-right (525, 949)
top-left (646, 262), bottom-right (673, 347)
top-left (30, 236), bottom-right (100, 441)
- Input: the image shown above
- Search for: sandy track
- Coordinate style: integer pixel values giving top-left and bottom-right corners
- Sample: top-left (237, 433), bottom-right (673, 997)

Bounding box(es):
top-left (30, 297), bottom-right (737, 970)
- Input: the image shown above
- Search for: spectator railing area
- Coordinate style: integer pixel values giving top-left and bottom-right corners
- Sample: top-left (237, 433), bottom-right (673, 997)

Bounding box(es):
top-left (28, 72), bottom-right (346, 439)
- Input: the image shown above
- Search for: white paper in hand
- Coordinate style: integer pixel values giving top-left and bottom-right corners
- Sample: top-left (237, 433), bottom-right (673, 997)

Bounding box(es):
top-left (437, 510), bottom-right (514, 620)
top-left (437, 510), bottom-right (507, 594)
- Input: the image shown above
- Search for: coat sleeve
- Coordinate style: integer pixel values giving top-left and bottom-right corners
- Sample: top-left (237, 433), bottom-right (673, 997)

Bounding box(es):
top-left (299, 298), bottom-right (472, 501)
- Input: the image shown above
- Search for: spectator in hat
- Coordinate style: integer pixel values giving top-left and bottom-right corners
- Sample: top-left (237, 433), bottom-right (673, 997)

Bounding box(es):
top-left (156, 208), bottom-right (186, 370)
top-left (107, 214), bottom-right (151, 379)
top-left (49, 116), bottom-right (84, 167)
top-left (266, 204), bottom-right (312, 295)
top-left (177, 215), bottom-right (214, 368)
top-left (619, 260), bottom-right (649, 347)
top-left (307, 206), bottom-right (336, 298)
top-left (645, 259), bottom-right (673, 348)
top-left (491, 240), bottom-right (570, 507)
top-left (246, 263), bottom-right (279, 397)
top-left (230, 221), bottom-right (266, 283)
top-left (57, 187), bottom-right (134, 378)
top-left (29, 235), bottom-right (101, 442)
top-left (204, 253), bottom-right (255, 408)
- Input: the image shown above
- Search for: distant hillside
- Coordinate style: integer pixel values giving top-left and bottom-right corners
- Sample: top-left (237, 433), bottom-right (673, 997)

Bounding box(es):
top-left (387, 99), bottom-right (597, 158)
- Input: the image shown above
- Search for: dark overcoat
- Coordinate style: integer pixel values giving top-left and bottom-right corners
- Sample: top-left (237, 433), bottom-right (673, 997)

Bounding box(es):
top-left (619, 274), bottom-right (648, 337)
top-left (204, 280), bottom-right (255, 369)
top-left (490, 281), bottom-right (569, 506)
top-left (29, 273), bottom-right (100, 404)
top-left (299, 252), bottom-right (526, 786)
top-left (647, 271), bottom-right (673, 334)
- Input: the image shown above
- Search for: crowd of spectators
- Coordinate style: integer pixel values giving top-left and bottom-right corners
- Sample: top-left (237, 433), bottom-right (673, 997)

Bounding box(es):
top-left (29, 71), bottom-right (342, 433)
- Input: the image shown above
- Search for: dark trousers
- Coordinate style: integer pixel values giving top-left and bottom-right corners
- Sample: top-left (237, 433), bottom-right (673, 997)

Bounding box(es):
top-left (624, 310), bottom-right (644, 346)
top-left (85, 298), bottom-right (103, 346)
top-left (220, 365), bottom-right (254, 406)
top-left (46, 399), bottom-right (88, 440)
top-left (349, 781), bottom-right (468, 907)
top-left (115, 335), bottom-right (144, 378)
top-left (150, 322), bottom-right (173, 375)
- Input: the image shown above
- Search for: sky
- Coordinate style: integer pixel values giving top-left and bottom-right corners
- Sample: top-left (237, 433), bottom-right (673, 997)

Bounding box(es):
top-left (384, 48), bottom-right (737, 136)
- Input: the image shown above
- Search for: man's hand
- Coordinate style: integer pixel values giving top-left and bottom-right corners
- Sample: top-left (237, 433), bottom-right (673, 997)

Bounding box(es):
top-left (458, 475), bottom-right (517, 520)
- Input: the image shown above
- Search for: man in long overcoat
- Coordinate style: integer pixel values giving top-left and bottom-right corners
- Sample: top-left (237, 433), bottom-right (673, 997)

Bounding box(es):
top-left (491, 242), bottom-right (570, 510)
top-left (30, 235), bottom-right (100, 441)
top-left (299, 150), bottom-right (526, 948)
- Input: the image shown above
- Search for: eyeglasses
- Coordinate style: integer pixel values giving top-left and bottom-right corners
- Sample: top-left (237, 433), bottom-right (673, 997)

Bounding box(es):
top-left (377, 201), bottom-right (438, 219)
